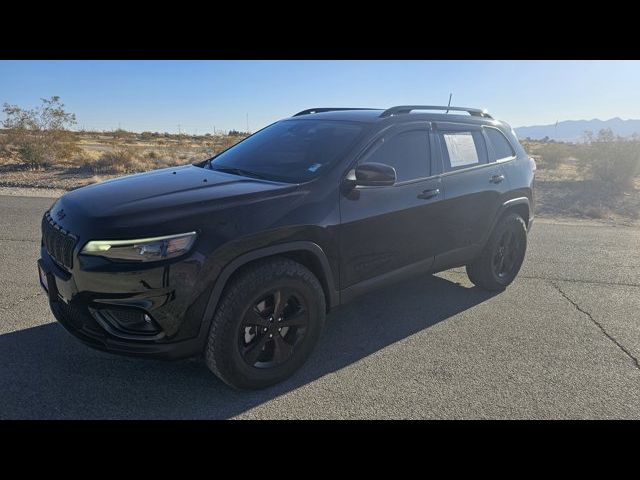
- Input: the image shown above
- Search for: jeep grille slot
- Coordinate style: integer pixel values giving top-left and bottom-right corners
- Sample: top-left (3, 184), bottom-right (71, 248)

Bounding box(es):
top-left (42, 211), bottom-right (77, 269)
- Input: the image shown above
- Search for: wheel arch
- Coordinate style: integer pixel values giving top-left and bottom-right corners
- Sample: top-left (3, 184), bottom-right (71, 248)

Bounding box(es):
top-left (481, 196), bottom-right (531, 248)
top-left (198, 241), bottom-right (338, 347)
top-left (501, 197), bottom-right (531, 228)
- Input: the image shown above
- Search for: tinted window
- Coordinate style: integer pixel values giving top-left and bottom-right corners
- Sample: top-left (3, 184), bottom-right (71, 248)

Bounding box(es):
top-left (485, 128), bottom-right (515, 161)
top-left (363, 129), bottom-right (430, 182)
top-left (207, 120), bottom-right (363, 183)
top-left (439, 131), bottom-right (487, 171)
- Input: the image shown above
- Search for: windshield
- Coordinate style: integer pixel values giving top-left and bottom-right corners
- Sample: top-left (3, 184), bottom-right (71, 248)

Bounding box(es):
top-left (205, 119), bottom-right (364, 183)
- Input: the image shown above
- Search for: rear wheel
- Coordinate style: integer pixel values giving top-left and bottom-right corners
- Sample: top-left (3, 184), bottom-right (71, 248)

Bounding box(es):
top-left (466, 213), bottom-right (527, 291)
top-left (205, 257), bottom-right (325, 390)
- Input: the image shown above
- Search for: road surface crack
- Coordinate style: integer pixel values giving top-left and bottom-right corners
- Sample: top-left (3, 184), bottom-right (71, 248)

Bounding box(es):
top-left (445, 270), bottom-right (640, 288)
top-left (552, 282), bottom-right (640, 370)
top-left (525, 275), bottom-right (640, 288)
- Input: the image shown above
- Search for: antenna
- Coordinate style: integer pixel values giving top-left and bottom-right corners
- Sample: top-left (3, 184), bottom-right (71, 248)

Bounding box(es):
top-left (445, 93), bottom-right (452, 114)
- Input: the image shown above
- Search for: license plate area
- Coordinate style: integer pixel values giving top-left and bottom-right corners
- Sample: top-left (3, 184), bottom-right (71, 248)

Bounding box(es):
top-left (38, 261), bottom-right (66, 303)
top-left (38, 263), bottom-right (49, 293)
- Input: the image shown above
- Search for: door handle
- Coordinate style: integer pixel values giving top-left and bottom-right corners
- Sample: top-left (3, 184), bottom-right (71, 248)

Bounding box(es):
top-left (417, 188), bottom-right (440, 200)
top-left (490, 174), bottom-right (505, 184)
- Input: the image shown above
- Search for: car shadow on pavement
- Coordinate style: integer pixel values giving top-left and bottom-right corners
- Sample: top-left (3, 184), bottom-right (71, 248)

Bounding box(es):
top-left (0, 274), bottom-right (496, 419)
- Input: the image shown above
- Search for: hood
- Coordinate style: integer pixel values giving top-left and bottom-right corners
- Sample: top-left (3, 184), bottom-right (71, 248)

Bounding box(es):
top-left (50, 165), bottom-right (300, 240)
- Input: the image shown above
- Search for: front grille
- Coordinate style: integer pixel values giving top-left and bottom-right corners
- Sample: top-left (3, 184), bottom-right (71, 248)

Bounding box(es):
top-left (42, 212), bottom-right (77, 270)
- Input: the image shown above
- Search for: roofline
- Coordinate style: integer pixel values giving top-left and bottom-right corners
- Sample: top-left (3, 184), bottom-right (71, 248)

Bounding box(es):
top-left (293, 107), bottom-right (381, 117)
top-left (380, 105), bottom-right (492, 119)
top-left (291, 105), bottom-right (493, 120)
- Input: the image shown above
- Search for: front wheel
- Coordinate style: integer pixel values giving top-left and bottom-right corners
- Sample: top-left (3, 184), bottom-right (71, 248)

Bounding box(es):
top-left (205, 257), bottom-right (326, 390)
top-left (466, 213), bottom-right (527, 291)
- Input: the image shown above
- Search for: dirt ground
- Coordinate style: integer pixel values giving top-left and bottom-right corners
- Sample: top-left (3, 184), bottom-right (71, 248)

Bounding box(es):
top-left (533, 158), bottom-right (639, 226)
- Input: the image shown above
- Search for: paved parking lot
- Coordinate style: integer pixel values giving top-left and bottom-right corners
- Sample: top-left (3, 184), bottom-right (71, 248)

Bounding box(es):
top-left (1, 194), bottom-right (639, 419)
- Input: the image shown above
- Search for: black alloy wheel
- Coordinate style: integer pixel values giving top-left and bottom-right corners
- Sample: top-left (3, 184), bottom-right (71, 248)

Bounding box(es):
top-left (466, 213), bottom-right (527, 291)
top-left (239, 289), bottom-right (309, 368)
top-left (205, 257), bottom-right (326, 390)
top-left (492, 228), bottom-right (524, 280)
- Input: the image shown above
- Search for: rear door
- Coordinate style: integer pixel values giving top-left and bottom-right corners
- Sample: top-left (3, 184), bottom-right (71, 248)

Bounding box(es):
top-left (434, 121), bottom-right (510, 260)
top-left (339, 122), bottom-right (444, 288)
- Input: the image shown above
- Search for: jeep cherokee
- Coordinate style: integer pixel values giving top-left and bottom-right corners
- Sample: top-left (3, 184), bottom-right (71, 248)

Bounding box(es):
top-left (38, 105), bottom-right (535, 389)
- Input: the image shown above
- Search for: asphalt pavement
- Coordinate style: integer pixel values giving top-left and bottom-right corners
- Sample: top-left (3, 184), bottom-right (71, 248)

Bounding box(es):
top-left (1, 194), bottom-right (639, 419)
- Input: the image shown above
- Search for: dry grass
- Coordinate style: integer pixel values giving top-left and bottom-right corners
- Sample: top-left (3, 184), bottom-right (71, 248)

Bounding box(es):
top-left (1, 130), bottom-right (638, 225)
top-left (0, 129), bottom-right (247, 190)
top-left (524, 140), bottom-right (640, 224)
top-left (68, 130), bottom-right (243, 174)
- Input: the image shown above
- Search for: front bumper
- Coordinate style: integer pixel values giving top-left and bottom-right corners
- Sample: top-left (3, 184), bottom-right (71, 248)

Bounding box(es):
top-left (38, 248), bottom-right (210, 360)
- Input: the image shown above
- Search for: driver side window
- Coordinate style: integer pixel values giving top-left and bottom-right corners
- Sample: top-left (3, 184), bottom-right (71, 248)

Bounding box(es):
top-left (363, 129), bottom-right (430, 182)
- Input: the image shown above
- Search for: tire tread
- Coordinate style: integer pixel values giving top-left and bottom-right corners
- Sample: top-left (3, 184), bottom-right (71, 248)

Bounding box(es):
top-left (466, 213), bottom-right (527, 291)
top-left (205, 257), bottom-right (325, 389)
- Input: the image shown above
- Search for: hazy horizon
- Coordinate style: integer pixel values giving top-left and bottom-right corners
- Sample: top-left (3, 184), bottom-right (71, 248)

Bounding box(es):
top-left (1, 60), bottom-right (639, 134)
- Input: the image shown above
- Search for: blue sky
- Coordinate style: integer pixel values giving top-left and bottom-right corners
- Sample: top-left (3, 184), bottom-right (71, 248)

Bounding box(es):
top-left (1, 60), bottom-right (638, 133)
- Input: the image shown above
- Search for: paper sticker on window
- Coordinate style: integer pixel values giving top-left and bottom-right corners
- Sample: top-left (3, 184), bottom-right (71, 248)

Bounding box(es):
top-left (443, 133), bottom-right (478, 168)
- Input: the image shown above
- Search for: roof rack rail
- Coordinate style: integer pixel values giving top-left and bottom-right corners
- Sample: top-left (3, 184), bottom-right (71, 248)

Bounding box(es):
top-left (380, 105), bottom-right (492, 119)
top-left (293, 107), bottom-right (379, 117)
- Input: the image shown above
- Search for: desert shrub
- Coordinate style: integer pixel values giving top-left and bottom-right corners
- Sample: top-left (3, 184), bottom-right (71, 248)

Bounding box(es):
top-left (111, 128), bottom-right (133, 140)
top-left (153, 156), bottom-right (184, 168)
top-left (145, 150), bottom-right (159, 160)
top-left (69, 154), bottom-right (96, 170)
top-left (89, 147), bottom-right (145, 174)
top-left (66, 148), bottom-right (101, 169)
top-left (582, 205), bottom-right (605, 219)
top-left (1, 96), bottom-right (80, 169)
top-left (535, 142), bottom-right (572, 170)
top-left (581, 129), bottom-right (640, 188)
top-left (228, 130), bottom-right (247, 137)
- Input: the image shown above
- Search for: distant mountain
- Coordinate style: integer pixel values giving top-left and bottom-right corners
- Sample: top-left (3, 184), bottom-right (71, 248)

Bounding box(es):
top-left (514, 118), bottom-right (640, 142)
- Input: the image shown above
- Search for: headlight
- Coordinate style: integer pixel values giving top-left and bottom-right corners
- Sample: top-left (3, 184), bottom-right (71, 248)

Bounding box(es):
top-left (81, 232), bottom-right (197, 262)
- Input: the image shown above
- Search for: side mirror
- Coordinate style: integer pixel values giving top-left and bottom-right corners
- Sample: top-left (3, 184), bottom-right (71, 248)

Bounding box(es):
top-left (355, 163), bottom-right (397, 187)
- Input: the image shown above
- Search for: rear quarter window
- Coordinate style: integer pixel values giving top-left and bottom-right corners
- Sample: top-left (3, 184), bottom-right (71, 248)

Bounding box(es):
top-left (485, 128), bottom-right (516, 161)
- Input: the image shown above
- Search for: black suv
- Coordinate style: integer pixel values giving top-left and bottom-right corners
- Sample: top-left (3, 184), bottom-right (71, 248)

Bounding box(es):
top-left (38, 105), bottom-right (535, 389)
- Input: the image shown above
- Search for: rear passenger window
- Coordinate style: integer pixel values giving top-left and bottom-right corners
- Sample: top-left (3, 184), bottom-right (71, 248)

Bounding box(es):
top-left (363, 129), bottom-right (430, 182)
top-left (439, 131), bottom-right (487, 171)
top-left (485, 128), bottom-right (515, 161)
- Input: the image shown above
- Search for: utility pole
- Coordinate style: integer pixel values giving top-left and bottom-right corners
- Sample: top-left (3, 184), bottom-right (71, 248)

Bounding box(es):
top-left (246, 113), bottom-right (249, 133)
top-left (177, 124), bottom-right (181, 135)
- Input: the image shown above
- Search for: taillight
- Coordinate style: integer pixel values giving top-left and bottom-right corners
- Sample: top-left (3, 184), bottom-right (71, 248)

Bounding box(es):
top-left (529, 156), bottom-right (537, 172)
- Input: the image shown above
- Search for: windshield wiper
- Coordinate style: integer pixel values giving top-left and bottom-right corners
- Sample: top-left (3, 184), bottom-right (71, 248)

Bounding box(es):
top-left (209, 165), bottom-right (269, 180)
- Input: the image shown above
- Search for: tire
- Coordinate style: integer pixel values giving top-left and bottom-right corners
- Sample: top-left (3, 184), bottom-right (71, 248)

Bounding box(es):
top-left (466, 213), bottom-right (527, 291)
top-left (205, 257), bottom-right (326, 390)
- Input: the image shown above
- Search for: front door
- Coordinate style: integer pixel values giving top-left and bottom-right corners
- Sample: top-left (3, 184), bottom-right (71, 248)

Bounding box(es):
top-left (339, 122), bottom-right (446, 289)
